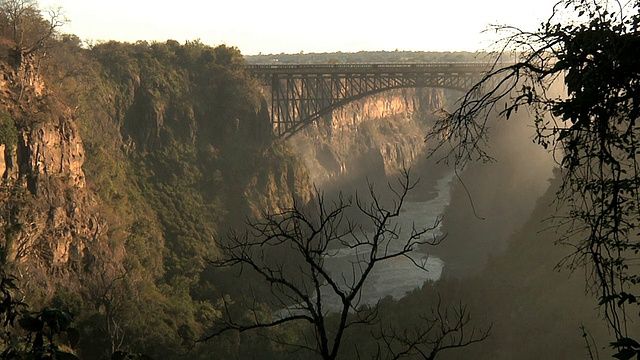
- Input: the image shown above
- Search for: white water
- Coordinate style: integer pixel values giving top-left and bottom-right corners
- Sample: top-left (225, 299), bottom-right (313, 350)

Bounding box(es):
top-left (318, 172), bottom-right (455, 310)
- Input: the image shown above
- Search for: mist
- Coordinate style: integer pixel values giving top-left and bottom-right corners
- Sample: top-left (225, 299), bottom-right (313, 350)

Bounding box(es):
top-left (433, 106), bottom-right (556, 277)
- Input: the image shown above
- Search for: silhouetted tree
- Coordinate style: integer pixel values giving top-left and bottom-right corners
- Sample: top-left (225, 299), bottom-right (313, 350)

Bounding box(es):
top-left (0, 270), bottom-right (80, 360)
top-left (374, 297), bottom-right (490, 360)
top-left (427, 0), bottom-right (640, 358)
top-left (202, 169), bottom-right (489, 359)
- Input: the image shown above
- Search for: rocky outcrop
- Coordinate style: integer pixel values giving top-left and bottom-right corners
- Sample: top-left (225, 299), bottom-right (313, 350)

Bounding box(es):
top-left (0, 60), bottom-right (107, 290)
top-left (18, 113), bottom-right (86, 191)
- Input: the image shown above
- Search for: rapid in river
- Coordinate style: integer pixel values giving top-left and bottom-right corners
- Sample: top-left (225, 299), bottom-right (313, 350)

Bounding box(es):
top-left (319, 171), bottom-right (454, 310)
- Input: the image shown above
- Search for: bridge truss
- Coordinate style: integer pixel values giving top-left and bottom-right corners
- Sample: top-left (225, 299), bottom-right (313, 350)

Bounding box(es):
top-left (247, 63), bottom-right (490, 139)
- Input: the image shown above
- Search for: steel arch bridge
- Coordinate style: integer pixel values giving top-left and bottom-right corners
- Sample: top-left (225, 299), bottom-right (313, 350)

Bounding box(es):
top-left (247, 63), bottom-right (490, 139)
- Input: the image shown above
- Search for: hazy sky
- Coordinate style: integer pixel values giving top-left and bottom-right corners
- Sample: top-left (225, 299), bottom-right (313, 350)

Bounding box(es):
top-left (39, 0), bottom-right (561, 55)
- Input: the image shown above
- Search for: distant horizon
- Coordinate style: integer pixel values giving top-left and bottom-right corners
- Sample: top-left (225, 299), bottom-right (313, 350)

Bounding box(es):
top-left (39, 0), bottom-right (562, 56)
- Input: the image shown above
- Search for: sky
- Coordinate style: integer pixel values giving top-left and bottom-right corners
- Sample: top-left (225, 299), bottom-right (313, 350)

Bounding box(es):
top-left (38, 0), bottom-right (562, 55)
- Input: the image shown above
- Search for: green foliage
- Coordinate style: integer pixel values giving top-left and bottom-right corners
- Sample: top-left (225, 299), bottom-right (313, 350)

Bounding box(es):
top-left (90, 39), bottom-right (260, 148)
top-left (0, 111), bottom-right (17, 147)
top-left (0, 1), bottom-right (316, 355)
top-left (0, 0), bottom-right (66, 66)
top-left (29, 32), bottom-right (311, 358)
top-left (0, 271), bottom-right (162, 360)
top-left (0, 272), bottom-right (24, 331)
top-left (16, 308), bottom-right (80, 359)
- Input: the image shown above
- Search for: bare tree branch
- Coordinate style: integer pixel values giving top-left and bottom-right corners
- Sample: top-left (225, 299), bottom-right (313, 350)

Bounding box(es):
top-left (375, 296), bottom-right (491, 360)
top-left (201, 168), bottom-right (468, 359)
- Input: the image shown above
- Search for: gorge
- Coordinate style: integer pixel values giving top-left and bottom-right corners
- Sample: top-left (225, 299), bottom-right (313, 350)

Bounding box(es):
top-left (0, 38), bottom-right (480, 358)
top-left (0, 37), bottom-right (613, 360)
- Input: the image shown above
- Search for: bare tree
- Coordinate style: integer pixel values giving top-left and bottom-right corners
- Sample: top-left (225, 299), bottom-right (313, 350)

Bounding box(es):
top-left (374, 297), bottom-right (491, 360)
top-left (201, 169), bottom-right (487, 359)
top-left (85, 260), bottom-right (129, 356)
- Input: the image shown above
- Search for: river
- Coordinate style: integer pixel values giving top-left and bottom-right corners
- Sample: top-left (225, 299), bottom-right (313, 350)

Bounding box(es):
top-left (319, 171), bottom-right (454, 310)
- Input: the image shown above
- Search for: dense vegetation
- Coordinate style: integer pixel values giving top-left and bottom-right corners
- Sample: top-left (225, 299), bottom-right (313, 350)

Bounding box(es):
top-left (47, 39), bottom-right (318, 358)
top-left (0, 2), bottom-right (316, 358)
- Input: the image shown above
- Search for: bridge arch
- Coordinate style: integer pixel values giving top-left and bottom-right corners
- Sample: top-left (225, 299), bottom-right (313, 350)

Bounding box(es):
top-left (247, 63), bottom-right (489, 139)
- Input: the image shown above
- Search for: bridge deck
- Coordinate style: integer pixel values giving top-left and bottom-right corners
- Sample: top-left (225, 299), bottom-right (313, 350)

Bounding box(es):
top-left (246, 63), bottom-right (491, 76)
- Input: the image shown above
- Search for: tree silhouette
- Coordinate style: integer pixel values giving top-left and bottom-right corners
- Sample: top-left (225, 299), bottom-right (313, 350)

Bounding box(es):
top-left (202, 169), bottom-right (488, 359)
top-left (375, 297), bottom-right (490, 360)
top-left (427, 0), bottom-right (640, 358)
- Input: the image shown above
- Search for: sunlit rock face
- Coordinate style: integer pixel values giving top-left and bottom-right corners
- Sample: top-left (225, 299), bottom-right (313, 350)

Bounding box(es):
top-left (287, 88), bottom-right (446, 189)
top-left (0, 60), bottom-right (108, 291)
top-left (19, 115), bottom-right (86, 190)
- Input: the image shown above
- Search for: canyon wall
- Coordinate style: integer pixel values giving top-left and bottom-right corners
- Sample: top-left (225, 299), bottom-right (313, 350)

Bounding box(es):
top-left (286, 87), bottom-right (447, 191)
top-left (0, 62), bottom-right (110, 293)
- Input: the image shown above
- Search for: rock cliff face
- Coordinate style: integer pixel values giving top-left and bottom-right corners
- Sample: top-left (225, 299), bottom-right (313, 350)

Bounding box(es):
top-left (0, 60), bottom-right (448, 290)
top-left (287, 88), bottom-right (446, 189)
top-left (0, 61), bottom-right (106, 290)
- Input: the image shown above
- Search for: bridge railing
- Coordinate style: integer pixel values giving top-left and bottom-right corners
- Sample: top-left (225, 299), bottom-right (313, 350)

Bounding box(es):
top-left (246, 62), bottom-right (491, 69)
top-left (246, 62), bottom-right (497, 77)
top-left (246, 62), bottom-right (498, 72)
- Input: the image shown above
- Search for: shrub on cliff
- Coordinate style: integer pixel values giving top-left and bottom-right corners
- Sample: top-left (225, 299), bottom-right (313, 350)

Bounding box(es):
top-left (0, 111), bottom-right (17, 147)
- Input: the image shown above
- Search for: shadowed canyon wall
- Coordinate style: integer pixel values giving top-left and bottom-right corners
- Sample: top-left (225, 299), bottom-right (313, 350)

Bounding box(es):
top-left (433, 111), bottom-right (556, 277)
